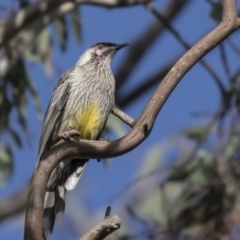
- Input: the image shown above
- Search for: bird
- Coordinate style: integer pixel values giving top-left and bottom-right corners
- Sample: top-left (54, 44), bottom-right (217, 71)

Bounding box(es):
top-left (37, 42), bottom-right (129, 240)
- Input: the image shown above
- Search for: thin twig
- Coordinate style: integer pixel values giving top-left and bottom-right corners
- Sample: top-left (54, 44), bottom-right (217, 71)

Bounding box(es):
top-left (0, 185), bottom-right (28, 221)
top-left (109, 166), bottom-right (168, 204)
top-left (125, 205), bottom-right (151, 229)
top-left (115, 0), bottom-right (190, 90)
top-left (149, 8), bottom-right (227, 97)
top-left (227, 38), bottom-right (240, 56)
top-left (112, 107), bottom-right (135, 127)
top-left (219, 43), bottom-right (231, 79)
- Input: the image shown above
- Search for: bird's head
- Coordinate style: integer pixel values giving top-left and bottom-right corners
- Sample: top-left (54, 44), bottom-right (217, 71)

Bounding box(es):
top-left (76, 42), bottom-right (129, 66)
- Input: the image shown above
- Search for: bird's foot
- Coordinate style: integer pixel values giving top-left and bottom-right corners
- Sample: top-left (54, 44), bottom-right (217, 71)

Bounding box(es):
top-left (58, 131), bottom-right (72, 142)
top-left (99, 137), bottom-right (110, 142)
top-left (58, 127), bottom-right (81, 142)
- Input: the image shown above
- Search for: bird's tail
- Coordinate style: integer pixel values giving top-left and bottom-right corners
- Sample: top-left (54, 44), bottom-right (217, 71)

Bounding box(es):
top-left (42, 159), bottom-right (88, 240)
top-left (43, 185), bottom-right (66, 240)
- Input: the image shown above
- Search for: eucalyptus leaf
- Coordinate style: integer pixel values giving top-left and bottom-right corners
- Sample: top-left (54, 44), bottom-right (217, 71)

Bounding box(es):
top-left (106, 114), bottom-right (126, 138)
top-left (25, 76), bottom-right (42, 118)
top-left (225, 133), bottom-right (240, 159)
top-left (37, 29), bottom-right (53, 77)
top-left (183, 125), bottom-right (206, 141)
top-left (70, 9), bottom-right (81, 43)
top-left (210, 3), bottom-right (223, 22)
top-left (37, 29), bottom-right (52, 54)
top-left (54, 16), bottom-right (68, 51)
top-left (0, 144), bottom-right (12, 184)
top-left (8, 128), bottom-right (22, 148)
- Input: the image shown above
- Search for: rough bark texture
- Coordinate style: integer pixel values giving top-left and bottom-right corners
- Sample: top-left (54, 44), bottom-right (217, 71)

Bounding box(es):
top-left (80, 215), bottom-right (121, 240)
top-left (24, 1), bottom-right (240, 239)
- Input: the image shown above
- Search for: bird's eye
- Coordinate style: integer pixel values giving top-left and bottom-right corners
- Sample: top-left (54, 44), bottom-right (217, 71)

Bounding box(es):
top-left (98, 44), bottom-right (103, 50)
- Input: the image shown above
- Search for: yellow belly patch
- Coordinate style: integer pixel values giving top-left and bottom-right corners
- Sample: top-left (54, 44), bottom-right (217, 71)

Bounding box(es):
top-left (73, 102), bottom-right (102, 140)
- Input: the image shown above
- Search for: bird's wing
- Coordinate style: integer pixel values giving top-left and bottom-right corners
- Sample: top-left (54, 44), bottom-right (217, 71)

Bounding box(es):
top-left (37, 68), bottom-right (73, 163)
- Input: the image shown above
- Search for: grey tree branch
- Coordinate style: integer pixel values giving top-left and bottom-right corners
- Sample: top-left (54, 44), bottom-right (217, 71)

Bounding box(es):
top-left (24, 1), bottom-right (240, 239)
top-left (0, 0), bottom-right (185, 226)
top-left (112, 107), bottom-right (135, 127)
top-left (219, 43), bottom-right (231, 79)
top-left (0, 185), bottom-right (28, 221)
top-left (79, 215), bottom-right (121, 240)
top-left (115, 0), bottom-right (190, 90)
top-left (0, 0), bottom-right (151, 48)
top-left (149, 7), bottom-right (227, 96)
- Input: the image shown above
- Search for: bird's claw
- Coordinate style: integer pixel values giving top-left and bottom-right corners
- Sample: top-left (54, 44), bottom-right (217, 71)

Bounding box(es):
top-left (58, 131), bottom-right (72, 142)
top-left (58, 127), bottom-right (81, 142)
top-left (99, 137), bottom-right (109, 142)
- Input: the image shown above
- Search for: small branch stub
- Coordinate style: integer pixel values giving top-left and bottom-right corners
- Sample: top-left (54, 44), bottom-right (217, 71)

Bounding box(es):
top-left (104, 206), bottom-right (111, 220)
top-left (112, 107), bottom-right (135, 127)
top-left (79, 215), bottom-right (121, 240)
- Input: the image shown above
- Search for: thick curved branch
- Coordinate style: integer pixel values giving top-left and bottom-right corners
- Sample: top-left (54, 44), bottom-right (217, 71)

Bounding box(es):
top-left (79, 215), bottom-right (121, 240)
top-left (0, 0), bottom-right (151, 48)
top-left (24, 1), bottom-right (240, 239)
top-left (0, 0), bottom-right (184, 224)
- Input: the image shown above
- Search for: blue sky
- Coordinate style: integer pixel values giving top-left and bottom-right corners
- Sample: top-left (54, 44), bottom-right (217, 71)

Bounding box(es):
top-left (0, 1), bottom-right (239, 239)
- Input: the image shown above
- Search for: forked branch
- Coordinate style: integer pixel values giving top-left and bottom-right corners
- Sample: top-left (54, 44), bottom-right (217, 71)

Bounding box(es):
top-left (24, 1), bottom-right (240, 239)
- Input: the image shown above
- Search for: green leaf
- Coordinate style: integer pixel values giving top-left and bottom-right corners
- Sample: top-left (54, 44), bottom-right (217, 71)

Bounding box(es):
top-left (0, 144), bottom-right (12, 184)
top-left (25, 76), bottom-right (42, 118)
top-left (43, 57), bottom-right (53, 78)
top-left (37, 29), bottom-right (52, 54)
top-left (106, 114), bottom-right (127, 138)
top-left (0, 145), bottom-right (11, 164)
top-left (70, 9), bottom-right (81, 43)
top-left (133, 186), bottom-right (165, 224)
top-left (183, 125), bottom-right (206, 141)
top-left (236, 73), bottom-right (240, 83)
top-left (18, 0), bottom-right (29, 8)
top-left (24, 47), bottom-right (41, 62)
top-left (225, 133), bottom-right (240, 159)
top-left (210, 3), bottom-right (223, 22)
top-left (0, 88), bottom-right (11, 132)
top-left (54, 16), bottom-right (68, 51)
top-left (37, 29), bottom-right (53, 77)
top-left (8, 128), bottom-right (22, 148)
top-left (139, 142), bottom-right (164, 174)
top-left (17, 95), bottom-right (28, 132)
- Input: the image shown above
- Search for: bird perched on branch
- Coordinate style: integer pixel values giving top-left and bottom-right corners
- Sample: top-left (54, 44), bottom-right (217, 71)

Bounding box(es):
top-left (37, 42), bottom-right (129, 240)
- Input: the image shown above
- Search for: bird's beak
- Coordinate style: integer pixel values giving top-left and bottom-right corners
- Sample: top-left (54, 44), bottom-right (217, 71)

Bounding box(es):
top-left (115, 43), bottom-right (129, 50)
